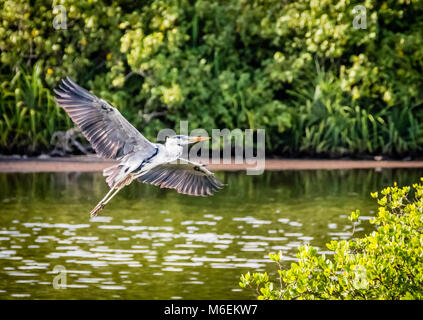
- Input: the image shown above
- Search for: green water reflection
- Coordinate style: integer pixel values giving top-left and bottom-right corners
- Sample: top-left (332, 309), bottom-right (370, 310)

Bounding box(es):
top-left (0, 169), bottom-right (421, 299)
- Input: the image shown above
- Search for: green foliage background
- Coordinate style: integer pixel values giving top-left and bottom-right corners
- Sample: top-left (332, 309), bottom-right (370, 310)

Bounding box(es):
top-left (1, 0), bottom-right (423, 155)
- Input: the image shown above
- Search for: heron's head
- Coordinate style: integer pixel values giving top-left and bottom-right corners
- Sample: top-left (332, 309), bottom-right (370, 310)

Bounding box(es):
top-left (166, 135), bottom-right (211, 146)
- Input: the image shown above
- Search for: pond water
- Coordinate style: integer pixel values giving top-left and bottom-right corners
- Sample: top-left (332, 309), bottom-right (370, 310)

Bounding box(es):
top-left (0, 169), bottom-right (421, 299)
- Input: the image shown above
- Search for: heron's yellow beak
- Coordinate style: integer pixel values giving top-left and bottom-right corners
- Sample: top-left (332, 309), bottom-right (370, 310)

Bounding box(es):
top-left (189, 136), bottom-right (211, 143)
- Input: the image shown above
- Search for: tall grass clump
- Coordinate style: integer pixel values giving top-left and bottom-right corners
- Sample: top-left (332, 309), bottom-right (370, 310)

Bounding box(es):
top-left (0, 62), bottom-right (71, 154)
top-left (282, 62), bottom-right (423, 156)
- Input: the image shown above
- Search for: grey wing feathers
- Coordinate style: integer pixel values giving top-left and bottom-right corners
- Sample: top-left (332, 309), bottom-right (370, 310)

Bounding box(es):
top-left (54, 77), bottom-right (156, 160)
top-left (137, 161), bottom-right (224, 196)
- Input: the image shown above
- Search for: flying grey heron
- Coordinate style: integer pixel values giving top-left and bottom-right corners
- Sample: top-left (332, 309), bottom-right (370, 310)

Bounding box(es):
top-left (54, 77), bottom-right (224, 217)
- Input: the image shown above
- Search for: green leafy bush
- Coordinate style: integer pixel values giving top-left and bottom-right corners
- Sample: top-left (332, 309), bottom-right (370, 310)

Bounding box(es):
top-left (239, 179), bottom-right (423, 299)
top-left (1, 0), bottom-right (423, 155)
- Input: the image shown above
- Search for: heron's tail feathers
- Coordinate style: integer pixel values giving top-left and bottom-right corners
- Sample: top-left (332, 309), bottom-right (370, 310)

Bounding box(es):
top-left (103, 165), bottom-right (125, 188)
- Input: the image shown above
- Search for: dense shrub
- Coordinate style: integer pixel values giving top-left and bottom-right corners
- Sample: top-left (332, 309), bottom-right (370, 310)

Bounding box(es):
top-left (1, 0), bottom-right (423, 155)
top-left (239, 179), bottom-right (423, 299)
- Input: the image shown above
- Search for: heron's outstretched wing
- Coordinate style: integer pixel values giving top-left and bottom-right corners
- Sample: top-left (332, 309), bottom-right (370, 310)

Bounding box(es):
top-left (54, 77), bottom-right (156, 159)
top-left (137, 159), bottom-right (224, 196)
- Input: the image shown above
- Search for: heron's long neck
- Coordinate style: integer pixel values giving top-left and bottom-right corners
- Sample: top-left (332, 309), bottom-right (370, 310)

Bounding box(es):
top-left (165, 141), bottom-right (183, 158)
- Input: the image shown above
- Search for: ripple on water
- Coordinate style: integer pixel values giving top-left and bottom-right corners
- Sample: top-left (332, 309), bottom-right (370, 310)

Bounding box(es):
top-left (65, 260), bottom-right (108, 267)
top-left (11, 294), bottom-right (31, 298)
top-left (90, 216), bottom-right (113, 223)
top-left (162, 267), bottom-right (183, 272)
top-left (65, 284), bottom-right (89, 288)
top-left (18, 265), bottom-right (47, 270)
top-left (122, 219), bottom-right (142, 224)
top-left (22, 223), bottom-right (90, 230)
top-left (76, 278), bottom-right (106, 284)
top-left (47, 250), bottom-right (102, 259)
top-left (165, 255), bottom-right (191, 262)
top-left (7, 271), bottom-right (38, 277)
top-left (162, 262), bottom-right (203, 267)
top-left (232, 217), bottom-right (272, 225)
top-left (181, 220), bottom-right (217, 226)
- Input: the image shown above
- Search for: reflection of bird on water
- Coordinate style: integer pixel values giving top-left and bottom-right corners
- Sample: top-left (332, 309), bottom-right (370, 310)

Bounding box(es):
top-left (54, 77), bottom-right (223, 217)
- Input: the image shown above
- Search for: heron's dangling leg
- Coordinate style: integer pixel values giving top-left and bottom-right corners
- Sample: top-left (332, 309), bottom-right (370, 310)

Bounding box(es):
top-left (103, 187), bottom-right (123, 206)
top-left (90, 174), bottom-right (133, 217)
top-left (89, 185), bottom-right (116, 216)
top-left (99, 186), bottom-right (116, 205)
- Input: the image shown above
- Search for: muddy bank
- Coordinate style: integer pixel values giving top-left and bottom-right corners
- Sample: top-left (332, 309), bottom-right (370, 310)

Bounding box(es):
top-left (1, 155), bottom-right (423, 172)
